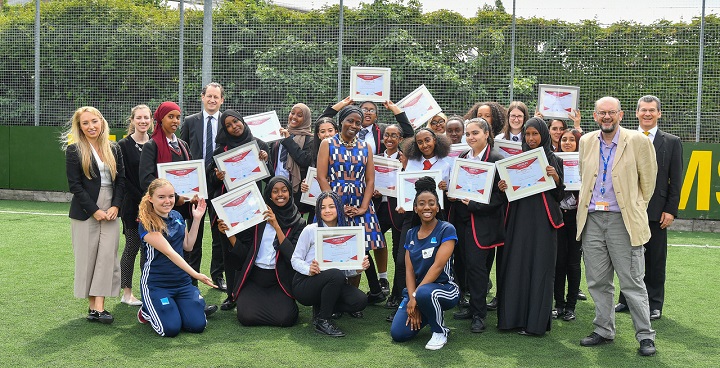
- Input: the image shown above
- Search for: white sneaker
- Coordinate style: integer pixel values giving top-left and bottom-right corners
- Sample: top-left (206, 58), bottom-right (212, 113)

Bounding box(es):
top-left (425, 332), bottom-right (447, 350)
top-left (121, 296), bottom-right (142, 306)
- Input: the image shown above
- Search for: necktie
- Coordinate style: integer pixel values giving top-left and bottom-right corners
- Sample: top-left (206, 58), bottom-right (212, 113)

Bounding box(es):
top-left (169, 140), bottom-right (180, 151)
top-left (206, 116), bottom-right (214, 167)
top-left (279, 134), bottom-right (293, 168)
top-left (643, 131), bottom-right (650, 136)
top-left (358, 128), bottom-right (368, 142)
top-left (512, 135), bottom-right (519, 141)
top-left (423, 159), bottom-right (432, 170)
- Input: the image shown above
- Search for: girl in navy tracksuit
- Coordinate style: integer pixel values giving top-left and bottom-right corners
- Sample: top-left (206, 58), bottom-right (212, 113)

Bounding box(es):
top-left (390, 176), bottom-right (459, 351)
top-left (137, 178), bottom-right (217, 337)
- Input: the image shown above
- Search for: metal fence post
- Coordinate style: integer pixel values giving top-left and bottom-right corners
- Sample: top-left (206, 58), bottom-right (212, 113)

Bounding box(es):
top-left (337, 0), bottom-right (344, 102)
top-left (696, 0), bottom-right (706, 143)
top-left (179, 0), bottom-right (185, 114)
top-left (202, 0), bottom-right (213, 89)
top-left (509, 0), bottom-right (516, 104)
top-left (34, 0), bottom-right (40, 126)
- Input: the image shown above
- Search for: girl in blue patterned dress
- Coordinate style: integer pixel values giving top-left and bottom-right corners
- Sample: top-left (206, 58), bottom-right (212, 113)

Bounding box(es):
top-left (317, 105), bottom-right (387, 305)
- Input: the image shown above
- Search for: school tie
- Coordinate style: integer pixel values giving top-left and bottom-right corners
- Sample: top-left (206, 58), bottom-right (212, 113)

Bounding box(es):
top-left (205, 116), bottom-right (214, 167)
top-left (358, 128), bottom-right (368, 142)
top-left (169, 140), bottom-right (180, 151)
top-left (512, 135), bottom-right (519, 141)
top-left (643, 131), bottom-right (650, 136)
top-left (423, 159), bottom-right (432, 170)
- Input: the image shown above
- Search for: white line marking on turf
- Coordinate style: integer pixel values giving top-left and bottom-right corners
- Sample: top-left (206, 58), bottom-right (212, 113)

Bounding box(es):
top-left (0, 210), bottom-right (66, 216)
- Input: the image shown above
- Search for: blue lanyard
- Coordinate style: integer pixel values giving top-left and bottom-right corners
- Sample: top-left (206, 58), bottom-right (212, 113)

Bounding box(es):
top-left (599, 143), bottom-right (615, 196)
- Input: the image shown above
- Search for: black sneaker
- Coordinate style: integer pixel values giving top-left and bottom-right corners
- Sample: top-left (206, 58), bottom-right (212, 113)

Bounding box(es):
top-left (563, 309), bottom-right (576, 321)
top-left (220, 297), bottom-right (236, 311)
top-left (486, 297), bottom-right (498, 311)
top-left (87, 309), bottom-right (100, 322)
top-left (349, 311), bottom-right (364, 319)
top-left (577, 290), bottom-right (587, 301)
top-left (367, 291), bottom-right (387, 304)
top-left (97, 310), bottom-right (114, 324)
top-left (638, 339), bottom-right (656, 356)
top-left (204, 304), bottom-right (218, 317)
top-left (379, 278), bottom-right (390, 296)
top-left (314, 318), bottom-right (346, 337)
top-left (384, 296), bottom-right (400, 309)
top-left (470, 315), bottom-right (486, 333)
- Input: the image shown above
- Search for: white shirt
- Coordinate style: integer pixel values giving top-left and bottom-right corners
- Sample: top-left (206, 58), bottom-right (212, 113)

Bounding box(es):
top-left (90, 145), bottom-right (112, 186)
top-left (468, 145), bottom-right (488, 161)
top-left (405, 155), bottom-right (453, 184)
top-left (291, 223), bottom-right (360, 277)
top-left (495, 132), bottom-right (521, 142)
top-left (359, 126), bottom-right (376, 153)
top-left (379, 150), bottom-right (400, 203)
top-left (254, 223), bottom-right (278, 269)
top-left (638, 125), bottom-right (658, 143)
top-left (202, 111), bottom-right (220, 160)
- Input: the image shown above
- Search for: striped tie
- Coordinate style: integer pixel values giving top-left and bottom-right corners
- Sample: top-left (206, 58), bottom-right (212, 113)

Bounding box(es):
top-left (206, 116), bottom-right (214, 167)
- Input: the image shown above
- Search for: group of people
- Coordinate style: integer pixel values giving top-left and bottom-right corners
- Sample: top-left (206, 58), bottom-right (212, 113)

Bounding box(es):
top-left (63, 82), bottom-right (681, 355)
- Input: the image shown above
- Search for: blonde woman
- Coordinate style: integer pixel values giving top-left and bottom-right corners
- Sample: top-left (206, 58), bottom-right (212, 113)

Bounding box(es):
top-left (63, 106), bottom-right (125, 324)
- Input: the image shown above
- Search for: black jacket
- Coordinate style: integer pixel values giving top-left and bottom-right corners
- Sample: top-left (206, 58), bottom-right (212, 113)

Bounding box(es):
top-left (66, 143), bottom-right (126, 221)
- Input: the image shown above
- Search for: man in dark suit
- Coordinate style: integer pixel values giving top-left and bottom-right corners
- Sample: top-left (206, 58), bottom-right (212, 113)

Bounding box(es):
top-left (615, 95), bottom-right (683, 321)
top-left (179, 82), bottom-right (227, 292)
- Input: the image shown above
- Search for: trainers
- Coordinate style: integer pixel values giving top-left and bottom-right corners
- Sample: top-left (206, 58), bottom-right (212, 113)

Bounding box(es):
top-left (562, 309), bottom-right (576, 321)
top-left (580, 332), bottom-right (613, 346)
top-left (425, 332), bottom-right (448, 350)
top-left (379, 278), bottom-right (390, 296)
top-left (384, 296), bottom-right (400, 309)
top-left (577, 290), bottom-right (587, 301)
top-left (470, 315), bottom-right (486, 333)
top-left (314, 318), bottom-right (346, 337)
top-left (97, 310), bottom-right (114, 324)
top-left (137, 309), bottom-right (149, 324)
top-left (367, 291), bottom-right (387, 304)
top-left (638, 339), bottom-right (656, 356)
top-left (87, 309), bottom-right (100, 322)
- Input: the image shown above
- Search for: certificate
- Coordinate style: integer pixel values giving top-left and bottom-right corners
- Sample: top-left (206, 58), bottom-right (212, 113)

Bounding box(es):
top-left (243, 111), bottom-right (283, 143)
top-left (447, 159), bottom-right (496, 204)
top-left (537, 84), bottom-right (580, 120)
top-left (494, 139), bottom-right (523, 159)
top-left (555, 152), bottom-right (581, 191)
top-left (396, 85), bottom-right (442, 129)
top-left (300, 166), bottom-right (323, 206)
top-left (396, 170), bottom-right (444, 211)
top-left (373, 155), bottom-right (402, 197)
top-left (211, 182), bottom-right (268, 236)
top-left (213, 141), bottom-right (270, 191)
top-left (496, 147), bottom-right (556, 202)
top-left (315, 226), bottom-right (365, 271)
top-left (349, 67), bottom-right (391, 102)
top-left (157, 160), bottom-right (207, 199)
top-left (448, 143), bottom-right (470, 159)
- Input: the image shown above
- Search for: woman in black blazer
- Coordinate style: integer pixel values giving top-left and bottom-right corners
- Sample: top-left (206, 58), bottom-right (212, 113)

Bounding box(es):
top-left (63, 106), bottom-right (125, 324)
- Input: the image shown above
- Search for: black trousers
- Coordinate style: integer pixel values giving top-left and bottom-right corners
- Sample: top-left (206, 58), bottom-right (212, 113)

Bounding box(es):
top-left (236, 266), bottom-right (298, 327)
top-left (620, 221), bottom-right (666, 311)
top-left (464, 231), bottom-right (494, 319)
top-left (377, 199), bottom-right (401, 278)
top-left (293, 269), bottom-right (367, 320)
top-left (209, 221), bottom-right (225, 281)
top-left (554, 209), bottom-right (582, 310)
top-left (390, 213), bottom-right (413, 300)
top-left (453, 217), bottom-right (468, 295)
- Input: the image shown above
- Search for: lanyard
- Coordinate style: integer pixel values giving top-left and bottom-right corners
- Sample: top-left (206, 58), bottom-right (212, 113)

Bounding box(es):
top-left (599, 143), bottom-right (615, 196)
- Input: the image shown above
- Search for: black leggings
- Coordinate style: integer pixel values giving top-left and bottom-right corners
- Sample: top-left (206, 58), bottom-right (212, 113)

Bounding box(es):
top-left (236, 266), bottom-right (298, 327)
top-left (554, 209), bottom-right (582, 310)
top-left (120, 226), bottom-right (146, 289)
top-left (293, 269), bottom-right (367, 320)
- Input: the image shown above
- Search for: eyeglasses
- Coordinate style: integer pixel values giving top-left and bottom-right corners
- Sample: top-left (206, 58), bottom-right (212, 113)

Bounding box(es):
top-left (430, 120), bottom-right (445, 126)
top-left (509, 114), bottom-right (524, 120)
top-left (595, 110), bottom-right (620, 117)
top-left (383, 133), bottom-right (401, 139)
top-left (361, 108), bottom-right (376, 114)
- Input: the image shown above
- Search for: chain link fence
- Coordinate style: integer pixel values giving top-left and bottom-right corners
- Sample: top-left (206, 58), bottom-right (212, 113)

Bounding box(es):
top-left (0, 5), bottom-right (717, 143)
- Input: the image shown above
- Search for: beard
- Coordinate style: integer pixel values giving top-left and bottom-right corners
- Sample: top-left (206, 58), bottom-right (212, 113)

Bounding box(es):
top-left (600, 121), bottom-right (617, 133)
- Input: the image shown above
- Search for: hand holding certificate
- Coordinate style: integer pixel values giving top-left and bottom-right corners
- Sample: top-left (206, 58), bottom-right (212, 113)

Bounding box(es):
top-left (555, 152), bottom-right (581, 190)
top-left (349, 67), bottom-right (391, 102)
top-left (315, 227), bottom-right (365, 270)
top-left (448, 159), bottom-right (496, 204)
top-left (496, 148), bottom-right (556, 202)
top-left (537, 84), bottom-right (580, 120)
top-left (157, 160), bottom-right (208, 199)
top-left (211, 182), bottom-right (268, 236)
top-left (214, 141), bottom-right (270, 191)
top-left (373, 156), bottom-right (402, 197)
top-left (448, 143), bottom-right (470, 158)
top-left (396, 85), bottom-right (442, 129)
top-left (397, 170), bottom-right (444, 211)
top-left (495, 140), bottom-right (523, 159)
top-left (300, 167), bottom-right (323, 206)
top-left (243, 111), bottom-right (283, 143)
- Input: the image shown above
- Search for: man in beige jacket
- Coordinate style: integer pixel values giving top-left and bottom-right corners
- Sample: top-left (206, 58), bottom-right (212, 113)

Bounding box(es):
top-left (576, 97), bottom-right (658, 356)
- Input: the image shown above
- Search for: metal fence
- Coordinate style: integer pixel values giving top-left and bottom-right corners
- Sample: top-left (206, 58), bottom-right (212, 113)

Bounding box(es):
top-left (1, 5), bottom-right (718, 143)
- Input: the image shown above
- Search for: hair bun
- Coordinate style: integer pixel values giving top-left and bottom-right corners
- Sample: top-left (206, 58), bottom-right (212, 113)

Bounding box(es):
top-left (414, 176), bottom-right (436, 193)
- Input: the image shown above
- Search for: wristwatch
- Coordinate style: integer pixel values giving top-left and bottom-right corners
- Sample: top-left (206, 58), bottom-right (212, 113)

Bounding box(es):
top-left (412, 292), bottom-right (416, 298)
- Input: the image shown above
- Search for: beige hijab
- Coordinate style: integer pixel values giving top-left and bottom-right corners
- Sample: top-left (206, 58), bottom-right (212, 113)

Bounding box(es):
top-left (285, 103), bottom-right (312, 192)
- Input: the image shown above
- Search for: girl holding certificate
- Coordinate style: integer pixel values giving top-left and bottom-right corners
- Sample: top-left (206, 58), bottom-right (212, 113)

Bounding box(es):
top-left (448, 118), bottom-right (507, 333)
top-left (445, 116), bottom-right (465, 144)
top-left (496, 101), bottom-right (530, 142)
top-left (291, 191), bottom-right (370, 337)
top-left (390, 176), bottom-right (459, 350)
top-left (270, 103), bottom-right (314, 214)
top-left (220, 177), bottom-right (305, 327)
top-left (554, 128), bottom-right (583, 321)
top-left (207, 109), bottom-right (271, 310)
top-left (464, 101), bottom-right (507, 138)
top-left (496, 117), bottom-right (564, 336)
top-left (298, 117), bottom-right (338, 216)
top-left (117, 104), bottom-right (152, 306)
top-left (136, 178), bottom-right (217, 337)
top-left (387, 127), bottom-right (452, 322)
top-left (63, 106), bottom-right (125, 324)
top-left (317, 106), bottom-right (387, 306)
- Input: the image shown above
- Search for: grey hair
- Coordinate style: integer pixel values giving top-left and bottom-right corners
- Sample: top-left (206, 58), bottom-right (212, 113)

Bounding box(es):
top-left (637, 95), bottom-right (661, 111)
top-left (595, 96), bottom-right (622, 111)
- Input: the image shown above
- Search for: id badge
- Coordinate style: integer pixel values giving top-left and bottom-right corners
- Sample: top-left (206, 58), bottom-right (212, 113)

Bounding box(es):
top-left (421, 247), bottom-right (434, 259)
top-left (594, 201), bottom-right (610, 211)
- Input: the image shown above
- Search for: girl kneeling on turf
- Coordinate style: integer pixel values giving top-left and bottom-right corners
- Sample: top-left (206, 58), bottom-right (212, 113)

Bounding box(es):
top-left (390, 176), bottom-right (459, 350)
top-left (137, 178), bottom-right (217, 337)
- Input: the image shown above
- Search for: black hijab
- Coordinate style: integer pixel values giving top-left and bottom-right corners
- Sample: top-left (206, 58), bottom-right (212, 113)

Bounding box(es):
top-left (216, 109), bottom-right (254, 149)
top-left (523, 117), bottom-right (562, 173)
top-left (263, 177), bottom-right (301, 229)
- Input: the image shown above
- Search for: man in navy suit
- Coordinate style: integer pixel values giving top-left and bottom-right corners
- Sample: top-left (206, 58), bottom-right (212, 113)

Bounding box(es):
top-left (179, 82), bottom-right (227, 292)
top-left (615, 95), bottom-right (683, 321)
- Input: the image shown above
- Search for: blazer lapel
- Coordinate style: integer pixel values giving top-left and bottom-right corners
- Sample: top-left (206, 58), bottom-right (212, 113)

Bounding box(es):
top-left (653, 130), bottom-right (665, 151)
top-left (612, 128), bottom-right (627, 172)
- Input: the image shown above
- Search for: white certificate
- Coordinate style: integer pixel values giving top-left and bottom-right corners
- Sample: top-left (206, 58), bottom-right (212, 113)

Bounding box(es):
top-left (211, 182), bottom-right (268, 237)
top-left (396, 85), bottom-right (442, 129)
top-left (447, 159), bottom-right (496, 204)
top-left (494, 140), bottom-right (524, 159)
top-left (448, 143), bottom-right (470, 159)
top-left (214, 141), bottom-right (270, 191)
top-left (496, 148), bottom-right (556, 202)
top-left (157, 160), bottom-right (208, 199)
top-left (537, 84), bottom-right (580, 120)
top-left (300, 166), bottom-right (323, 206)
top-left (243, 111), bottom-right (283, 143)
top-left (349, 67), bottom-right (391, 102)
top-left (555, 152), bottom-right (581, 191)
top-left (373, 155), bottom-right (403, 197)
top-left (315, 226), bottom-right (365, 271)
top-left (396, 170), bottom-right (444, 211)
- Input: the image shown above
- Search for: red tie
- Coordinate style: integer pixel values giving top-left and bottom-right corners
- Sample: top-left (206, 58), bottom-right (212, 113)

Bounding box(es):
top-left (423, 159), bottom-right (432, 170)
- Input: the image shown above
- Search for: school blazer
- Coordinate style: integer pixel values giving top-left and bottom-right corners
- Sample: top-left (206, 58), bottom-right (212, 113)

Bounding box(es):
top-left (66, 144), bottom-right (126, 221)
top-left (229, 220), bottom-right (306, 301)
top-left (576, 127), bottom-right (657, 246)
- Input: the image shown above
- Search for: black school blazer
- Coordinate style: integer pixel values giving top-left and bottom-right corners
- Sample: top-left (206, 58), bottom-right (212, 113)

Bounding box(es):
top-left (66, 143), bottom-right (126, 221)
